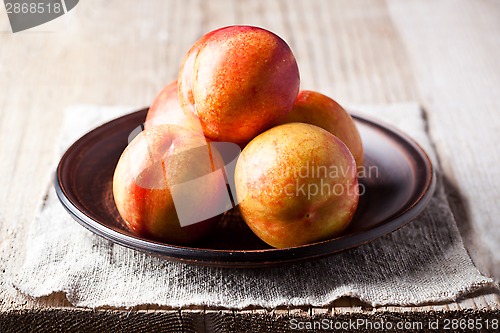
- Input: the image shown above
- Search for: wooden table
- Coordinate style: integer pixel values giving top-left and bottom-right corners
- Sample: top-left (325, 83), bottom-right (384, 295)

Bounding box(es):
top-left (1, 0), bottom-right (499, 331)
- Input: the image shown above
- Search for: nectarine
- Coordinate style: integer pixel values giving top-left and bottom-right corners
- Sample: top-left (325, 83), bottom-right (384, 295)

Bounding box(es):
top-left (234, 123), bottom-right (359, 248)
top-left (282, 90), bottom-right (364, 166)
top-left (144, 80), bottom-right (203, 134)
top-left (113, 125), bottom-right (231, 244)
top-left (178, 25), bottom-right (300, 144)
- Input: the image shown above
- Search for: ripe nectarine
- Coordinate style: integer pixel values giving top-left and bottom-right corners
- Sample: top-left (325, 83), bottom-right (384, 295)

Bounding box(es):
top-left (235, 123), bottom-right (359, 248)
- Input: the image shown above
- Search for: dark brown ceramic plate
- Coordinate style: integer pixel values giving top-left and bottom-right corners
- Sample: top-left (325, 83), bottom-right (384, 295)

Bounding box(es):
top-left (55, 108), bottom-right (435, 268)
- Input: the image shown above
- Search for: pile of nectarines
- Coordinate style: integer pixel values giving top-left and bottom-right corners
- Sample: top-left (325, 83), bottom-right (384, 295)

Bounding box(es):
top-left (113, 26), bottom-right (363, 248)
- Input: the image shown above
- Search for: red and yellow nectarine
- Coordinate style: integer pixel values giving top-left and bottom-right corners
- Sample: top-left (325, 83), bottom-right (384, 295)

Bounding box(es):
top-left (178, 25), bottom-right (300, 144)
top-left (282, 90), bottom-right (364, 166)
top-left (235, 123), bottom-right (359, 248)
top-left (113, 125), bottom-right (231, 244)
top-left (144, 80), bottom-right (203, 134)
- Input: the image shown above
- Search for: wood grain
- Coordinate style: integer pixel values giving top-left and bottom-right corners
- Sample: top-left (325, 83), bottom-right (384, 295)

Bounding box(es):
top-left (0, 0), bottom-right (499, 329)
top-left (387, 0), bottom-right (500, 279)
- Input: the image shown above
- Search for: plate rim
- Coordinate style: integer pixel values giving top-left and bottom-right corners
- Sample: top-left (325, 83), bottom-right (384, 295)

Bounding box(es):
top-left (55, 109), bottom-right (436, 267)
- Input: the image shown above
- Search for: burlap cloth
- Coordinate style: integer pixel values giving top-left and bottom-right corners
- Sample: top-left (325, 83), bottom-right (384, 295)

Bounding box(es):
top-left (11, 103), bottom-right (497, 308)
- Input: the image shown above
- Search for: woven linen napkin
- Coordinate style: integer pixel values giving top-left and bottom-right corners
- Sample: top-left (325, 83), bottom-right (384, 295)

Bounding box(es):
top-left (11, 103), bottom-right (496, 309)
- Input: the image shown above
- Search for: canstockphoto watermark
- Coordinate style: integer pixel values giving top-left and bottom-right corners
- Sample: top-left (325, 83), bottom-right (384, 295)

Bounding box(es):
top-left (259, 161), bottom-right (378, 200)
top-left (289, 318), bottom-right (425, 331)
top-left (125, 123), bottom-right (378, 226)
top-left (125, 125), bottom-right (243, 228)
top-left (289, 318), bottom-right (499, 331)
top-left (3, 0), bottom-right (79, 33)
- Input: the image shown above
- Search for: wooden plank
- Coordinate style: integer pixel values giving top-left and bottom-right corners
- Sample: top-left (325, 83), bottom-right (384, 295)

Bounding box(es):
top-left (387, 0), bottom-right (500, 279)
